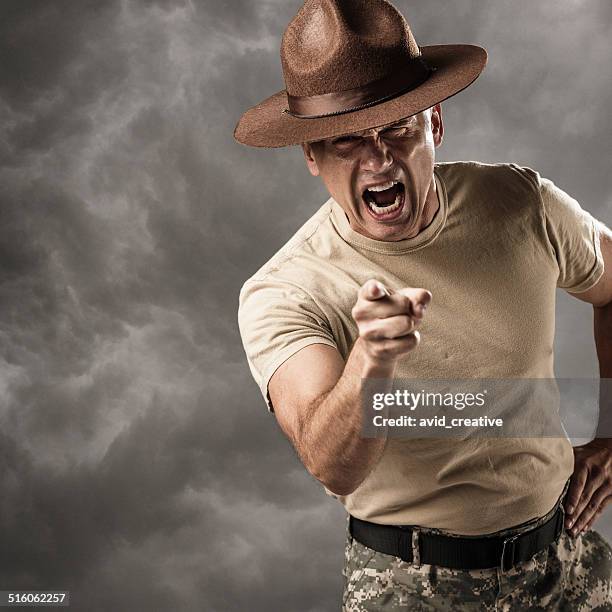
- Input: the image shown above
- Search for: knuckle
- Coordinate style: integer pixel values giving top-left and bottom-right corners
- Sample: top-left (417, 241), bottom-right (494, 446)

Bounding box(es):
top-left (387, 338), bottom-right (404, 355)
top-left (369, 330), bottom-right (422, 360)
top-left (357, 283), bottom-right (370, 300)
top-left (403, 331), bottom-right (420, 350)
top-left (372, 327), bottom-right (390, 340)
top-left (365, 279), bottom-right (381, 296)
top-left (395, 314), bottom-right (412, 334)
top-left (590, 463), bottom-right (603, 477)
top-left (372, 342), bottom-right (393, 360)
top-left (360, 324), bottom-right (377, 340)
top-left (362, 279), bottom-right (375, 292)
top-left (353, 301), bottom-right (375, 321)
top-left (402, 314), bottom-right (414, 329)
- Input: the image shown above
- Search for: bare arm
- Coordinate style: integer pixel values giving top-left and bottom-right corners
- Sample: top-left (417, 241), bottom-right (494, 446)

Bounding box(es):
top-left (268, 279), bottom-right (431, 495)
top-left (563, 223), bottom-right (612, 534)
top-left (592, 224), bottom-right (612, 379)
top-left (594, 300), bottom-right (612, 376)
top-left (567, 223), bottom-right (612, 433)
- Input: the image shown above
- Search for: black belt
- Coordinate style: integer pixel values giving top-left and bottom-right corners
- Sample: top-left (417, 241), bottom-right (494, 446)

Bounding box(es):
top-left (349, 505), bottom-right (565, 572)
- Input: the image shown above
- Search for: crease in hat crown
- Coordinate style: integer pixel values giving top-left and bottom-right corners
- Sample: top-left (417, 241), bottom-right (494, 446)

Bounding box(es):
top-left (281, 0), bottom-right (423, 98)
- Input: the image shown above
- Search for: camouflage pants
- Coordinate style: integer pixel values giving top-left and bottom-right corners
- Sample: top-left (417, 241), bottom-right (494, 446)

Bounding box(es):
top-left (342, 485), bottom-right (612, 610)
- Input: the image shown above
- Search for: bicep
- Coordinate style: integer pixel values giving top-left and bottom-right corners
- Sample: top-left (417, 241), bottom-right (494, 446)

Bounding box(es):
top-left (268, 343), bottom-right (345, 443)
top-left (568, 222), bottom-right (612, 307)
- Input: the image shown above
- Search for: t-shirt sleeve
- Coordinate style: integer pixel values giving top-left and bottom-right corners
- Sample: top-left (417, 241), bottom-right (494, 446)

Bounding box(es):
top-left (238, 276), bottom-right (338, 412)
top-left (539, 176), bottom-right (604, 293)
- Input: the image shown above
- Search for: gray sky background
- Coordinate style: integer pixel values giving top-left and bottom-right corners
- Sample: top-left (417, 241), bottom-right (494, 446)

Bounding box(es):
top-left (0, 1), bottom-right (610, 611)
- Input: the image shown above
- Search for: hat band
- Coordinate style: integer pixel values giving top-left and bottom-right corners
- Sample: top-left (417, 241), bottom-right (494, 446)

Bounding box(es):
top-left (285, 56), bottom-right (434, 119)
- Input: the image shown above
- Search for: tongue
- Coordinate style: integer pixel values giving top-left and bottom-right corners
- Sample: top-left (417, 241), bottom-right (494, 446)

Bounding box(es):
top-left (370, 184), bottom-right (400, 206)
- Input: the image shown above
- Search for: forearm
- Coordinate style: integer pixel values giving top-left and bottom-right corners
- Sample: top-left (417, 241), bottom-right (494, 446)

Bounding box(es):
top-left (595, 301), bottom-right (612, 376)
top-left (300, 337), bottom-right (395, 496)
top-left (593, 301), bottom-right (612, 440)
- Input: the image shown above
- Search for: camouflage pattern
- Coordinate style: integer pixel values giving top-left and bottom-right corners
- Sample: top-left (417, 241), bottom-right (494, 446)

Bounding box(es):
top-left (342, 482), bottom-right (612, 610)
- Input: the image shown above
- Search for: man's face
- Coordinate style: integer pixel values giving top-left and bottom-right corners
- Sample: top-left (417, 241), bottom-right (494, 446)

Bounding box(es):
top-left (302, 104), bottom-right (444, 241)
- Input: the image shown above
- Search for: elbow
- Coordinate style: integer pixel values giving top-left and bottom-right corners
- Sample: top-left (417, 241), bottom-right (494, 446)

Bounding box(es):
top-left (293, 398), bottom-right (366, 496)
top-left (307, 462), bottom-right (362, 496)
top-left (325, 480), bottom-right (360, 496)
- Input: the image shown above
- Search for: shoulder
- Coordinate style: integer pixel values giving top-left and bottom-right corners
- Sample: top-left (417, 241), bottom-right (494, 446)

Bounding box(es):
top-left (238, 199), bottom-right (338, 316)
top-left (435, 161), bottom-right (546, 221)
top-left (435, 160), bottom-right (541, 193)
top-left (242, 199), bottom-right (335, 286)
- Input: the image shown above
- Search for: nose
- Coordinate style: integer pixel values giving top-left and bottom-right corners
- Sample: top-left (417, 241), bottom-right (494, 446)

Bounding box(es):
top-left (360, 134), bottom-right (394, 173)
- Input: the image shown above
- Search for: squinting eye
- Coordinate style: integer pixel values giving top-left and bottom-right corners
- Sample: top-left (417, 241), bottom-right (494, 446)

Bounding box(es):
top-left (383, 127), bottom-right (408, 137)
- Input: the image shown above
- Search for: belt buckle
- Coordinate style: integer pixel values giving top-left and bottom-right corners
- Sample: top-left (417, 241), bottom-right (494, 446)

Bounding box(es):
top-left (500, 532), bottom-right (520, 573)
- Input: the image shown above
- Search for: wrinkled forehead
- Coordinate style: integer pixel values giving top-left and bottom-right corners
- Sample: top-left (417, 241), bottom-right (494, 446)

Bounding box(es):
top-left (340, 113), bottom-right (420, 138)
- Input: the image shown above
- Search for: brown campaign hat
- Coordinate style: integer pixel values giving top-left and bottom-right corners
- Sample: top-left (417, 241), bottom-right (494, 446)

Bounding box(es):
top-left (234, 0), bottom-right (487, 148)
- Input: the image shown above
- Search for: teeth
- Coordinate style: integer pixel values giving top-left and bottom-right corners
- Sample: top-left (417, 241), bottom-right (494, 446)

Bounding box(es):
top-left (367, 180), bottom-right (397, 192)
top-left (367, 192), bottom-right (402, 215)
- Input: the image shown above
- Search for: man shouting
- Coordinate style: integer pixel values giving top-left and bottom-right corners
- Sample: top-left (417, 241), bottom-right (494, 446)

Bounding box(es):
top-left (235, 0), bottom-right (612, 608)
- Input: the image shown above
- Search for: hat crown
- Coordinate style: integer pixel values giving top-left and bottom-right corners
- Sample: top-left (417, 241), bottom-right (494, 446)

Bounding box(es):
top-left (281, 0), bottom-right (422, 97)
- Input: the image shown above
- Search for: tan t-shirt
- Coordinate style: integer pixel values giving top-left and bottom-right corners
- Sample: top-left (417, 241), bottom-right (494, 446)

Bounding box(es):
top-left (237, 161), bottom-right (604, 535)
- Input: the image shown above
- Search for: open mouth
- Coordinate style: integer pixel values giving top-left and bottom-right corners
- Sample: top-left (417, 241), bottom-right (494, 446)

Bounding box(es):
top-left (362, 180), bottom-right (405, 221)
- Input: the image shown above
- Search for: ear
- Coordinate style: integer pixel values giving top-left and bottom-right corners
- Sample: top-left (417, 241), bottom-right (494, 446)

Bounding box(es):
top-left (302, 142), bottom-right (320, 177)
top-left (430, 103), bottom-right (444, 147)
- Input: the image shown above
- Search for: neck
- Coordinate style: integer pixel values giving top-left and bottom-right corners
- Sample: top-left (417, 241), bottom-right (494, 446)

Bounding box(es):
top-left (406, 176), bottom-right (440, 238)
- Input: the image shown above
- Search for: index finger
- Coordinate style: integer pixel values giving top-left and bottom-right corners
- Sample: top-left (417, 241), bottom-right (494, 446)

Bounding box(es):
top-left (395, 288), bottom-right (432, 318)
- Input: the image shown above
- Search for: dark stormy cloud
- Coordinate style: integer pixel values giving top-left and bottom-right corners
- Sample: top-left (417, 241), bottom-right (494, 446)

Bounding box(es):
top-left (0, 1), bottom-right (610, 610)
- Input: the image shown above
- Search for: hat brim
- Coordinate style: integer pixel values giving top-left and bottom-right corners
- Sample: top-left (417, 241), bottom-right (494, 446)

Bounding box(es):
top-left (234, 44), bottom-right (487, 148)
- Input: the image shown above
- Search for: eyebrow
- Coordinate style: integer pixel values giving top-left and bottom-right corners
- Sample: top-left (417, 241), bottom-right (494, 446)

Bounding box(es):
top-left (381, 116), bottom-right (417, 129)
top-left (345, 116), bottom-right (417, 138)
